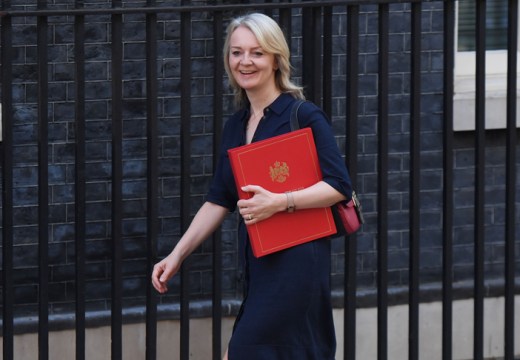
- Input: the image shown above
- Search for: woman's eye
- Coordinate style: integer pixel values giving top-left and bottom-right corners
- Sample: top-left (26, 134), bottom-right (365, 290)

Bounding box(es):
top-left (253, 51), bottom-right (263, 57)
top-left (231, 51), bottom-right (241, 56)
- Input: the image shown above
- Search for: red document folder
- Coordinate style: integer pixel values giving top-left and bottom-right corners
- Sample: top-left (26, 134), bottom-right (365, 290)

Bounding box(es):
top-left (228, 128), bottom-right (337, 257)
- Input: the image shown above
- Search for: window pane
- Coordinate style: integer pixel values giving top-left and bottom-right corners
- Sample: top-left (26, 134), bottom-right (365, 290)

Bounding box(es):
top-left (458, 0), bottom-right (508, 51)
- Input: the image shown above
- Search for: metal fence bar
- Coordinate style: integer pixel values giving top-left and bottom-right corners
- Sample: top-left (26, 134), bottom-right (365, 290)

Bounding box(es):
top-left (37, 2), bottom-right (50, 359)
top-left (505, 1), bottom-right (518, 358)
top-left (180, 7), bottom-right (192, 360)
top-left (73, 1), bottom-right (87, 358)
top-left (263, 0), bottom-right (274, 18)
top-left (111, 1), bottom-right (124, 358)
top-left (442, 1), bottom-right (455, 359)
top-left (474, 1), bottom-right (486, 359)
top-left (302, 6), bottom-right (322, 103)
top-left (212, 9), bottom-right (225, 360)
top-left (345, 5), bottom-right (360, 360)
top-left (1, 7), bottom-right (14, 360)
top-left (323, 6), bottom-right (333, 117)
top-left (377, 4), bottom-right (389, 360)
top-left (409, 3), bottom-right (422, 360)
top-left (145, 2), bottom-right (159, 359)
top-left (278, 7), bottom-right (292, 43)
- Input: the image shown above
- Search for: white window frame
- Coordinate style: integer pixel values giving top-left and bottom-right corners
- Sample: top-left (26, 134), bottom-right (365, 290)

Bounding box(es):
top-left (453, 2), bottom-right (520, 131)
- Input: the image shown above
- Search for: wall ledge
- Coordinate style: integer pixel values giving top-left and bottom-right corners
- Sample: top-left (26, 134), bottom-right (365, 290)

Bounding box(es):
top-left (2, 277), bottom-right (518, 336)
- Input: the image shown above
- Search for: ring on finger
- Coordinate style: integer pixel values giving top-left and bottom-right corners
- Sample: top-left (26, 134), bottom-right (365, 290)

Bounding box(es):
top-left (248, 214), bottom-right (253, 221)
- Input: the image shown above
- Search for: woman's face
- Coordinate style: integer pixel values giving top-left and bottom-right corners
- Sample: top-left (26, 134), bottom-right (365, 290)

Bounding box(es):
top-left (228, 26), bottom-right (278, 93)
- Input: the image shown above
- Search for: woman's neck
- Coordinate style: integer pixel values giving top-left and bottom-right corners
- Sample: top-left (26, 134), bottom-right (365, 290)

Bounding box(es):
top-left (247, 87), bottom-right (281, 115)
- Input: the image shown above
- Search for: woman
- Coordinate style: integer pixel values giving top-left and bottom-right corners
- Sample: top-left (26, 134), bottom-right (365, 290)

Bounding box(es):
top-left (151, 13), bottom-right (352, 360)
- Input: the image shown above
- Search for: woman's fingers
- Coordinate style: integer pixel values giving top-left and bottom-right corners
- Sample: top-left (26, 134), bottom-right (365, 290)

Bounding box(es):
top-left (152, 262), bottom-right (172, 293)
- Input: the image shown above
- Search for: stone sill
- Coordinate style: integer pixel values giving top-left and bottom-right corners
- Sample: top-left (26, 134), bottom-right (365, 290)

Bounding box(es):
top-left (2, 278), bottom-right (519, 336)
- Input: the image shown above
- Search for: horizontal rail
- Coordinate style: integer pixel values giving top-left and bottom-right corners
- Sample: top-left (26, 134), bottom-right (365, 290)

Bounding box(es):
top-left (0, 0), bottom-right (424, 17)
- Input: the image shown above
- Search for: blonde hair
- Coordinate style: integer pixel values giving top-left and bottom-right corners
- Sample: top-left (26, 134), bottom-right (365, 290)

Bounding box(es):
top-left (223, 13), bottom-right (304, 108)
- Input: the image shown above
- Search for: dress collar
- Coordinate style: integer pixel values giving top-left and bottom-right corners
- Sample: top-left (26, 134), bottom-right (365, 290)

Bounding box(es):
top-left (267, 93), bottom-right (293, 116)
top-left (238, 92), bottom-right (295, 125)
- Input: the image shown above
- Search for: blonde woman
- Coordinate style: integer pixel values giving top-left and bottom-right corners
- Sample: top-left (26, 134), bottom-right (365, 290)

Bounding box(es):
top-left (152, 13), bottom-right (352, 359)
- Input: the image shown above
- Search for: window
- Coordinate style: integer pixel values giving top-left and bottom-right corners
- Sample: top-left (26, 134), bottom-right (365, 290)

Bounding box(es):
top-left (454, 0), bottom-right (519, 131)
top-left (458, 0), bottom-right (508, 51)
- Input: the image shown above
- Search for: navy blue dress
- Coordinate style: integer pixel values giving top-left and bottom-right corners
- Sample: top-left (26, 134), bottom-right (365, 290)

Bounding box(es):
top-left (206, 93), bottom-right (352, 360)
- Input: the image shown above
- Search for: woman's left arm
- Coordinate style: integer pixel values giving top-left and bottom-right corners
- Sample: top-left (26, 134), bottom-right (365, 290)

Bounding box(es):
top-left (286, 180), bottom-right (346, 209)
top-left (301, 103), bottom-right (353, 200)
top-left (237, 181), bottom-right (345, 224)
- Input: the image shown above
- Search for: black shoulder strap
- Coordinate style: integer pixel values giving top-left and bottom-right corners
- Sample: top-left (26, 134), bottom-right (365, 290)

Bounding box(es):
top-left (290, 99), bottom-right (306, 131)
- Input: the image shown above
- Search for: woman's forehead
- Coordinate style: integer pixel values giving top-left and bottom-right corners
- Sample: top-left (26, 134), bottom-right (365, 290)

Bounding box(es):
top-left (230, 26), bottom-right (261, 47)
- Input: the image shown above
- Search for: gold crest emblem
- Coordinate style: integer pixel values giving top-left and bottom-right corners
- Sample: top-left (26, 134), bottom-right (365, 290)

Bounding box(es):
top-left (269, 161), bottom-right (290, 183)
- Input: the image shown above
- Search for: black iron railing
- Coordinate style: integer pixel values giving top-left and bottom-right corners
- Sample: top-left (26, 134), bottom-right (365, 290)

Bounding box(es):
top-left (1, 1), bottom-right (518, 360)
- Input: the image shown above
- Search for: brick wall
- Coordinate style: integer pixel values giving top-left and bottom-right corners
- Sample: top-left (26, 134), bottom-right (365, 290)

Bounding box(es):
top-left (1, 0), bottom-right (519, 324)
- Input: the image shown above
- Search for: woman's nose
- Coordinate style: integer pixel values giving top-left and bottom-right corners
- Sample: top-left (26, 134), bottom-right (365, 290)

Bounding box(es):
top-left (240, 53), bottom-right (253, 64)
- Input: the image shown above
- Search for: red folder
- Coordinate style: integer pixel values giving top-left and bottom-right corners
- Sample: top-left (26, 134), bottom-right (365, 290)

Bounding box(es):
top-left (228, 128), bottom-right (337, 257)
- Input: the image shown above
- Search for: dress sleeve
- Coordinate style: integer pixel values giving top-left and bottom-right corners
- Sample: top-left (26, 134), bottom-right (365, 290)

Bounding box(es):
top-left (296, 101), bottom-right (353, 199)
top-left (205, 114), bottom-right (243, 212)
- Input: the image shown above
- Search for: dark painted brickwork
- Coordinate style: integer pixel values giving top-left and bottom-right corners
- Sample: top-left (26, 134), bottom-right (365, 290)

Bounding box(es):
top-left (1, 1), bottom-right (519, 320)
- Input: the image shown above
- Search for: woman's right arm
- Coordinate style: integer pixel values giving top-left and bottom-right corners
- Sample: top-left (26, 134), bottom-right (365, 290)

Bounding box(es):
top-left (151, 201), bottom-right (229, 293)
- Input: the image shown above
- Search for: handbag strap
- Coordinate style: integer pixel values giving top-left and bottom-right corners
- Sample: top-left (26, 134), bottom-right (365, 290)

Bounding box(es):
top-left (292, 99), bottom-right (360, 215)
top-left (289, 99), bottom-right (306, 131)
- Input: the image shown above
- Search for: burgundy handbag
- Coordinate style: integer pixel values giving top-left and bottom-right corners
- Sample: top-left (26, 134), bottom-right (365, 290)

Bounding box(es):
top-left (290, 100), bottom-right (364, 236)
top-left (334, 191), bottom-right (364, 235)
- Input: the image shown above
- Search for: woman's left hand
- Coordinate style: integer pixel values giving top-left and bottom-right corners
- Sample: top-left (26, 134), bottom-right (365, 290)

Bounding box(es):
top-left (237, 185), bottom-right (285, 224)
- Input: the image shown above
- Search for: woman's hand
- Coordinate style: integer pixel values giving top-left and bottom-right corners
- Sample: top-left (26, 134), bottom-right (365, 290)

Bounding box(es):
top-left (237, 185), bottom-right (285, 224)
top-left (150, 202), bottom-right (229, 294)
top-left (151, 251), bottom-right (182, 294)
top-left (237, 182), bottom-right (346, 225)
